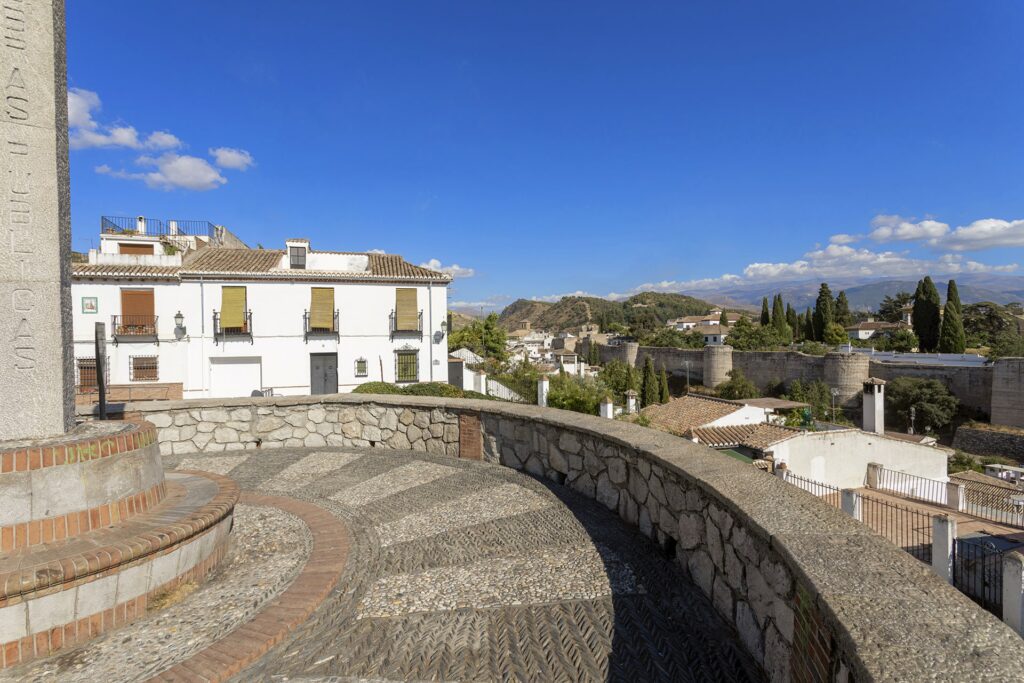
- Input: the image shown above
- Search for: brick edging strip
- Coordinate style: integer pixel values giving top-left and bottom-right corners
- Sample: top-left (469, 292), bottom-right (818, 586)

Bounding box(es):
top-left (0, 422), bottom-right (157, 472)
top-left (147, 492), bottom-right (350, 683)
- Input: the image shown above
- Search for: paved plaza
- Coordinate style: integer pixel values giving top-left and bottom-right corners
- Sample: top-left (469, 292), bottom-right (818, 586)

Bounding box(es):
top-left (8, 447), bottom-right (760, 682)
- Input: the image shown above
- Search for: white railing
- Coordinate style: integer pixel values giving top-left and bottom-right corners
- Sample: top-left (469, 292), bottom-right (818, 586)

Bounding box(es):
top-left (486, 378), bottom-right (524, 403)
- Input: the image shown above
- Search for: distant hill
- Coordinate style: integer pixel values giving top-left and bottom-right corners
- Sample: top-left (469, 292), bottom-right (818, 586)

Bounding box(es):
top-left (680, 274), bottom-right (1024, 312)
top-left (498, 292), bottom-right (713, 332)
top-left (447, 310), bottom-right (479, 331)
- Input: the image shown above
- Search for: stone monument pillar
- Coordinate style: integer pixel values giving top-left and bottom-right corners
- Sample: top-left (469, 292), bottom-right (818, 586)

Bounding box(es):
top-left (0, 0), bottom-right (74, 439)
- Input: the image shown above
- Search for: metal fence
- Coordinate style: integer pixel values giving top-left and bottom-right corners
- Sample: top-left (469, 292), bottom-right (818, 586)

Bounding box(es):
top-left (961, 480), bottom-right (1024, 528)
top-left (487, 376), bottom-right (534, 404)
top-left (783, 471), bottom-right (841, 509)
top-left (954, 538), bottom-right (1006, 616)
top-left (874, 467), bottom-right (947, 505)
top-left (859, 493), bottom-right (935, 564)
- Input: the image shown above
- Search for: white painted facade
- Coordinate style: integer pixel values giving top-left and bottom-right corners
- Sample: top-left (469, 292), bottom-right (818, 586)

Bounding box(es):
top-left (704, 404), bottom-right (770, 428)
top-left (72, 228), bottom-right (450, 399)
top-left (771, 430), bottom-right (948, 489)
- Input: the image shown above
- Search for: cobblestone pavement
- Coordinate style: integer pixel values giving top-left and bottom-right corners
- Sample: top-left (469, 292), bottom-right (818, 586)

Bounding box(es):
top-left (163, 448), bottom-right (762, 683)
top-left (2, 504), bottom-right (311, 682)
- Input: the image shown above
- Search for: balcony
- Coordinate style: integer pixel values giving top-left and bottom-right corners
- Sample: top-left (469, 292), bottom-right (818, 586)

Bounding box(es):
top-left (303, 310), bottom-right (340, 342)
top-left (111, 315), bottom-right (158, 345)
top-left (389, 309), bottom-right (423, 338)
top-left (213, 311), bottom-right (253, 344)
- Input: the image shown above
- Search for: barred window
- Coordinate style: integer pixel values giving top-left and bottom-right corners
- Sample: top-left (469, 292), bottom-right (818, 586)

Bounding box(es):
top-left (76, 358), bottom-right (98, 392)
top-left (395, 351), bottom-right (418, 383)
top-left (289, 246), bottom-right (306, 269)
top-left (130, 355), bottom-right (159, 382)
top-left (354, 358), bottom-right (368, 377)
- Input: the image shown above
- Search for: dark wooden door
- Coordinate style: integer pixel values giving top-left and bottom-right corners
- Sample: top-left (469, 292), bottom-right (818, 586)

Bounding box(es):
top-left (310, 353), bottom-right (338, 395)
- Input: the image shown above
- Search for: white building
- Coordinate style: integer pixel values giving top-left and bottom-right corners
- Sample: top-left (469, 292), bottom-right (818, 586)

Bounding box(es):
top-left (71, 217), bottom-right (450, 401)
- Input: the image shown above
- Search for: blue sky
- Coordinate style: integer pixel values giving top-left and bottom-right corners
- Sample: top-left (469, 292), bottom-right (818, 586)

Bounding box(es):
top-left (67, 1), bottom-right (1024, 310)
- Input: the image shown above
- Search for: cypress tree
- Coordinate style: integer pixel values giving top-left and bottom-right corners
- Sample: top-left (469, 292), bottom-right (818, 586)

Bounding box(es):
top-left (771, 295), bottom-right (787, 333)
top-left (804, 307), bottom-right (814, 341)
top-left (938, 279), bottom-right (966, 353)
top-left (813, 283), bottom-right (834, 341)
top-left (912, 276), bottom-right (942, 351)
top-left (641, 357), bottom-right (658, 408)
top-left (760, 297), bottom-right (770, 326)
top-left (786, 304), bottom-right (799, 340)
top-left (659, 367), bottom-right (670, 403)
top-left (719, 309), bottom-right (729, 326)
top-left (835, 291), bottom-right (852, 328)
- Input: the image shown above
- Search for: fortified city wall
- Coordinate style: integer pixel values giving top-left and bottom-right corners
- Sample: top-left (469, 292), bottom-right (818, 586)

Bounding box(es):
top-left (83, 393), bottom-right (1024, 681)
top-left (585, 339), bottom-right (1022, 424)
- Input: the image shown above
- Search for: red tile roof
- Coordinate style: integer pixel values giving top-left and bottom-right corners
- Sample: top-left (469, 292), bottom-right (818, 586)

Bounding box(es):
top-left (688, 423), bottom-right (802, 449)
top-left (71, 264), bottom-right (180, 279)
top-left (639, 395), bottom-right (742, 435)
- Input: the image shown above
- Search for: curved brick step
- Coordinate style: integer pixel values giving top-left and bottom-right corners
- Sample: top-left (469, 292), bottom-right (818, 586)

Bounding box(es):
top-left (0, 471), bottom-right (239, 668)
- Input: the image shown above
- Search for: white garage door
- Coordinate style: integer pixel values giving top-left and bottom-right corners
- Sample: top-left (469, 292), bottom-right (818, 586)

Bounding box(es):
top-left (209, 357), bottom-right (262, 398)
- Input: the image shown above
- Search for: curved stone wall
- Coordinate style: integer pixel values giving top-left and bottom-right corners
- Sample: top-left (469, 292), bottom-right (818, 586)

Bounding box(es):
top-left (95, 395), bottom-right (1024, 681)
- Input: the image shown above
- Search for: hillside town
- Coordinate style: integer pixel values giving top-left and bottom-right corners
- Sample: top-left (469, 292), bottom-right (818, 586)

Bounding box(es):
top-left (6, 2), bottom-right (1024, 681)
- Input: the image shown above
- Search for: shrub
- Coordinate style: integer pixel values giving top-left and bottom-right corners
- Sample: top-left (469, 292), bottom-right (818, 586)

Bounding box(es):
top-left (352, 381), bottom-right (403, 395)
top-left (716, 369), bottom-right (760, 400)
top-left (548, 374), bottom-right (609, 415)
top-left (401, 382), bottom-right (464, 397)
top-left (886, 377), bottom-right (959, 433)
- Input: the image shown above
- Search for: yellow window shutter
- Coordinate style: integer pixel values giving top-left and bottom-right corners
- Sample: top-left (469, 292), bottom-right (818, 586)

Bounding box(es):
top-left (221, 286), bottom-right (246, 328)
top-left (310, 287), bottom-right (334, 329)
top-left (395, 288), bottom-right (418, 330)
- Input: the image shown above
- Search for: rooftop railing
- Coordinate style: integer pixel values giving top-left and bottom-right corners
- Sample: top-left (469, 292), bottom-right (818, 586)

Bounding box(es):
top-left (101, 216), bottom-right (219, 241)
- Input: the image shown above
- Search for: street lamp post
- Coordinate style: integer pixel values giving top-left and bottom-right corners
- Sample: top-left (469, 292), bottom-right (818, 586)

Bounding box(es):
top-left (830, 387), bottom-right (840, 422)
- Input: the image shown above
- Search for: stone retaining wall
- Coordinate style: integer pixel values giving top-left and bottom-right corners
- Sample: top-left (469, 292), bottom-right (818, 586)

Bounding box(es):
top-left (85, 395), bottom-right (1024, 681)
top-left (953, 424), bottom-right (1024, 464)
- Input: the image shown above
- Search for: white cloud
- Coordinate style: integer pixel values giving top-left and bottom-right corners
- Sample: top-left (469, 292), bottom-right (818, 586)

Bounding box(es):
top-left (868, 214), bottom-right (949, 243)
top-left (366, 248), bottom-right (388, 254)
top-left (936, 218), bottom-right (1024, 252)
top-left (209, 147), bottom-right (255, 171)
top-left (67, 87), bottom-right (100, 129)
top-left (144, 131), bottom-right (182, 150)
top-left (419, 258), bottom-right (475, 278)
top-left (829, 233), bottom-right (859, 245)
top-left (97, 153), bottom-right (226, 191)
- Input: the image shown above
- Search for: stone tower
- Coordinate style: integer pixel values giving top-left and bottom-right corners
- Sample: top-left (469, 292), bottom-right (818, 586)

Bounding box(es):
top-left (703, 344), bottom-right (734, 389)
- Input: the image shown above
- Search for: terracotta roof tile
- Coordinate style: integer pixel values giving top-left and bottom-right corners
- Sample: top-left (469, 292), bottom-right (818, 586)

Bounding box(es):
top-left (71, 264), bottom-right (180, 279)
top-left (689, 424), bottom-right (801, 449)
top-left (178, 248), bottom-right (449, 282)
top-left (639, 395), bottom-right (741, 435)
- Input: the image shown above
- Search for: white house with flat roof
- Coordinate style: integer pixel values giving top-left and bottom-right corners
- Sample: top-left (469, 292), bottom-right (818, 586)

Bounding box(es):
top-left (71, 216), bottom-right (450, 402)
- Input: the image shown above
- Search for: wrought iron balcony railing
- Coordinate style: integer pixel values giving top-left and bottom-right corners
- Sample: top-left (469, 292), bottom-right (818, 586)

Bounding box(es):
top-left (111, 315), bottom-right (158, 344)
top-left (304, 310), bottom-right (340, 341)
top-left (213, 311), bottom-right (253, 344)
top-left (389, 310), bottom-right (423, 336)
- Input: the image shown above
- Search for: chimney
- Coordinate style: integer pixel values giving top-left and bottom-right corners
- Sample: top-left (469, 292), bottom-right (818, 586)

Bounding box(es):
top-left (136, 215), bottom-right (146, 234)
top-left (862, 378), bottom-right (885, 435)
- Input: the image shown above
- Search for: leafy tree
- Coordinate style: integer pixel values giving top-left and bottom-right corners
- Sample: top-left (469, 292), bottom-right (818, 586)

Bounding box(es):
top-left (625, 306), bottom-right (661, 335)
top-left (716, 369), bottom-right (760, 400)
top-left (990, 330), bottom-right (1024, 359)
top-left (804, 307), bottom-right (814, 341)
top-left (725, 317), bottom-right (785, 351)
top-left (938, 280), bottom-right (966, 353)
top-left (912, 277), bottom-right (942, 352)
top-left (447, 313), bottom-right (508, 360)
top-left (834, 291), bottom-right (852, 328)
top-left (760, 297), bottom-right (770, 326)
top-left (962, 302), bottom-right (1015, 348)
top-left (719, 309), bottom-right (729, 326)
top-left (640, 357), bottom-right (659, 408)
top-left (812, 283), bottom-right (834, 341)
top-left (885, 377), bottom-right (959, 433)
top-left (822, 323), bottom-right (848, 346)
top-left (587, 341), bottom-right (601, 366)
top-left (548, 374), bottom-right (609, 415)
top-left (799, 341), bottom-right (830, 356)
top-left (598, 360), bottom-right (639, 397)
top-left (889, 328), bottom-right (919, 353)
top-left (784, 379), bottom-right (834, 420)
top-left (878, 291), bottom-right (914, 323)
top-left (659, 367), bottom-right (670, 403)
top-left (638, 327), bottom-right (705, 348)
